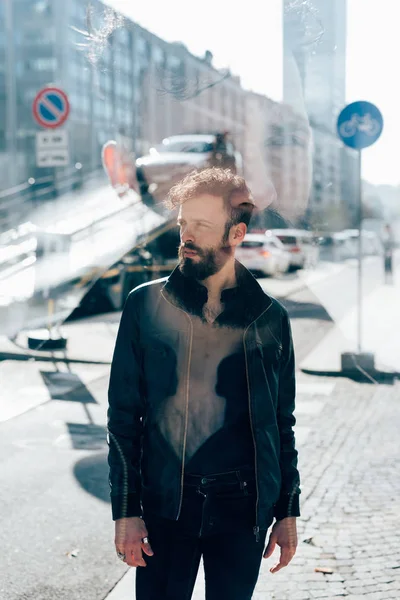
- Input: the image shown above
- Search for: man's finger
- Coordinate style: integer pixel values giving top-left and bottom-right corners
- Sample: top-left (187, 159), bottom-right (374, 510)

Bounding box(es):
top-left (263, 535), bottom-right (276, 559)
top-left (125, 543), bottom-right (147, 568)
top-left (141, 540), bottom-right (154, 556)
top-left (270, 547), bottom-right (294, 573)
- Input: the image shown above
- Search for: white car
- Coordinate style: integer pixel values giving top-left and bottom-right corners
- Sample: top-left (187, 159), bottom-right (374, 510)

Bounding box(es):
top-left (267, 229), bottom-right (319, 270)
top-left (236, 234), bottom-right (290, 277)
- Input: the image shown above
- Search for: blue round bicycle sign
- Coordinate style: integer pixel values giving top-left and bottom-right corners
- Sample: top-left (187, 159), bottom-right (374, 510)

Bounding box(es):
top-left (337, 101), bottom-right (383, 149)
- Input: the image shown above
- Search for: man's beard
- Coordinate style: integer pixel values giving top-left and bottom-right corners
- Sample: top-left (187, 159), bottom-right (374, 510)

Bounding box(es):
top-left (178, 241), bottom-right (233, 280)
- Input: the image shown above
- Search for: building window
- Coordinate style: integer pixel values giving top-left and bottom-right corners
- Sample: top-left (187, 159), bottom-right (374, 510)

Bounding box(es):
top-left (153, 45), bottom-right (165, 69)
top-left (167, 54), bottom-right (185, 77)
top-left (114, 28), bottom-right (131, 49)
top-left (21, 28), bottom-right (55, 45)
top-left (265, 124), bottom-right (285, 146)
top-left (29, 57), bottom-right (57, 71)
top-left (33, 1), bottom-right (52, 16)
top-left (17, 56), bottom-right (57, 74)
top-left (23, 89), bottom-right (37, 104)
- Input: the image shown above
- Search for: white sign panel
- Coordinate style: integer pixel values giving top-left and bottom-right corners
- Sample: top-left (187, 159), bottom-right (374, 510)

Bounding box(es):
top-left (36, 130), bottom-right (70, 167)
top-left (36, 150), bottom-right (70, 167)
top-left (36, 130), bottom-right (69, 150)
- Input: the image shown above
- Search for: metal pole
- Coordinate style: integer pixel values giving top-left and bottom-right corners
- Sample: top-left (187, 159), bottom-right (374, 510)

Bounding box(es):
top-left (357, 149), bottom-right (362, 354)
top-left (5, 0), bottom-right (18, 187)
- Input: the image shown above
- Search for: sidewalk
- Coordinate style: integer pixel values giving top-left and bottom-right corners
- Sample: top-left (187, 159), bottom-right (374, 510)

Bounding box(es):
top-left (0, 313), bottom-right (119, 422)
top-left (261, 261), bottom-right (348, 300)
top-left (1, 283), bottom-right (399, 599)
top-left (104, 373), bottom-right (400, 600)
top-left (0, 311), bottom-right (119, 364)
top-left (301, 274), bottom-right (400, 374)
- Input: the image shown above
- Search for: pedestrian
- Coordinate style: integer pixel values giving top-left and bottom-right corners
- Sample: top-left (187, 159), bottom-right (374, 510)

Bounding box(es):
top-left (107, 167), bottom-right (301, 600)
top-left (382, 224), bottom-right (395, 284)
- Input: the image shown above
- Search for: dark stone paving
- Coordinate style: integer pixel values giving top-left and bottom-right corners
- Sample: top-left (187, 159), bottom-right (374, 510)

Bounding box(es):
top-left (251, 377), bottom-right (400, 599)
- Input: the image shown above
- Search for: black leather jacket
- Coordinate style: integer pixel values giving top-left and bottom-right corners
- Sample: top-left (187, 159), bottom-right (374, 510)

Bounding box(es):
top-left (107, 263), bottom-right (301, 534)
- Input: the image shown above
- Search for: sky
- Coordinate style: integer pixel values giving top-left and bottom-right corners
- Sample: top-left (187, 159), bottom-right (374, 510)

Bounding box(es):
top-left (107, 0), bottom-right (399, 187)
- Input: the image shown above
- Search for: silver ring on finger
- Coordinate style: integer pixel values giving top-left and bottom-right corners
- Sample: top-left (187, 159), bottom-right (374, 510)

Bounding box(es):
top-left (142, 536), bottom-right (149, 544)
top-left (117, 551), bottom-right (126, 561)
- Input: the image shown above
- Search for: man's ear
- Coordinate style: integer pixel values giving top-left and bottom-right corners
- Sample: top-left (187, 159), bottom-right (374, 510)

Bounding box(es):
top-left (232, 222), bottom-right (247, 245)
top-left (102, 141), bottom-right (137, 195)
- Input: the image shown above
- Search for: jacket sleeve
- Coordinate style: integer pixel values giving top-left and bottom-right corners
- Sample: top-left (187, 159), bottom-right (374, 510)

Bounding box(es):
top-left (107, 291), bottom-right (145, 521)
top-left (273, 310), bottom-right (301, 521)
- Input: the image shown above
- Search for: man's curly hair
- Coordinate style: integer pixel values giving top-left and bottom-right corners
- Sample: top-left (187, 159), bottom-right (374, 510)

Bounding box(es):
top-left (165, 167), bottom-right (254, 228)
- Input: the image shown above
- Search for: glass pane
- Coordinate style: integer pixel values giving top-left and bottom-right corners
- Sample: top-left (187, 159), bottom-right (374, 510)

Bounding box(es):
top-left (1, 3), bottom-right (399, 597)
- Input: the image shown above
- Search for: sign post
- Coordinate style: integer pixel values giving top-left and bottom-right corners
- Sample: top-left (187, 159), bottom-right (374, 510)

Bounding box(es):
top-left (33, 86), bottom-right (70, 168)
top-left (28, 86), bottom-right (71, 351)
top-left (337, 100), bottom-right (383, 373)
top-left (32, 86), bottom-right (70, 129)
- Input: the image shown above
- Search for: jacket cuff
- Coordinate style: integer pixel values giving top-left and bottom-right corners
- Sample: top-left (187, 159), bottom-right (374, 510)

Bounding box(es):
top-left (273, 493), bottom-right (300, 521)
top-left (111, 493), bottom-right (142, 521)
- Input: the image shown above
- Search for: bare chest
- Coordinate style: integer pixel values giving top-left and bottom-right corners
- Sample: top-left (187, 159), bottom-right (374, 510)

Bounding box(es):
top-left (202, 300), bottom-right (224, 324)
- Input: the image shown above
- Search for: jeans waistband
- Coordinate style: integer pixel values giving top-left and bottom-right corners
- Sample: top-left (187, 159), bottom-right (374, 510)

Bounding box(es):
top-left (184, 467), bottom-right (255, 488)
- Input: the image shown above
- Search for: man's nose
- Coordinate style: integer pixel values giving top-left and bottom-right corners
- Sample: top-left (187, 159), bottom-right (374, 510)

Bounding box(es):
top-left (181, 227), bottom-right (194, 244)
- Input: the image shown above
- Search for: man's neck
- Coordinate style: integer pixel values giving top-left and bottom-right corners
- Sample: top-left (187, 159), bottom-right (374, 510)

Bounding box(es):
top-left (200, 258), bottom-right (237, 301)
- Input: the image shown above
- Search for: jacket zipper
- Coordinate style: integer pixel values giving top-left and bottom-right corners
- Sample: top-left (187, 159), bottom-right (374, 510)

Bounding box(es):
top-left (160, 290), bottom-right (193, 520)
top-left (243, 303), bottom-right (273, 542)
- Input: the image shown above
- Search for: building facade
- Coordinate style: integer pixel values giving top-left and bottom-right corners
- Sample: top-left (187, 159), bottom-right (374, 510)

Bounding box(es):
top-left (283, 0), bottom-right (357, 229)
top-left (244, 91), bottom-right (312, 227)
top-left (0, 0), bottom-right (246, 192)
top-left (1, 0), bottom-right (321, 232)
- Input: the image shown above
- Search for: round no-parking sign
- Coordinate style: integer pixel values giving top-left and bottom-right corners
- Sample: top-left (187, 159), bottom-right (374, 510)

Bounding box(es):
top-left (33, 87), bottom-right (70, 129)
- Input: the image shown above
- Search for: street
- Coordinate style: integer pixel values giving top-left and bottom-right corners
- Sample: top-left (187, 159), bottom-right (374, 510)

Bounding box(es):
top-left (0, 258), bottom-right (399, 600)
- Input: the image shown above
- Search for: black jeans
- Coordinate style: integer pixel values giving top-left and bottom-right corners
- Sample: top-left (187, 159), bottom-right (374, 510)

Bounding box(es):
top-left (136, 468), bottom-right (274, 600)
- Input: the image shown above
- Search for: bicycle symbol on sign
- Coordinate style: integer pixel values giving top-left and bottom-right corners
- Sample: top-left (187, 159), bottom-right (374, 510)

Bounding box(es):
top-left (339, 113), bottom-right (381, 138)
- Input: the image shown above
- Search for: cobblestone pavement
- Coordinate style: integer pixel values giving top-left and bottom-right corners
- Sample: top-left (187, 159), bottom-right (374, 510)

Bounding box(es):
top-left (191, 376), bottom-right (400, 600)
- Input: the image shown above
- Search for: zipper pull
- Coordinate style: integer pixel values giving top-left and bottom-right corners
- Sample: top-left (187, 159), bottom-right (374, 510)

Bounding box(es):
top-left (196, 488), bottom-right (207, 498)
top-left (253, 526), bottom-right (260, 542)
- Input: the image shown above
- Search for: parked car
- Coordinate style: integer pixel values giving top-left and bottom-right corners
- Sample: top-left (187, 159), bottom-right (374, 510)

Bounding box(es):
top-left (317, 230), bottom-right (383, 262)
top-left (236, 233), bottom-right (290, 277)
top-left (343, 229), bottom-right (383, 256)
top-left (316, 232), bottom-right (351, 262)
top-left (135, 133), bottom-right (243, 205)
top-left (267, 229), bottom-right (319, 270)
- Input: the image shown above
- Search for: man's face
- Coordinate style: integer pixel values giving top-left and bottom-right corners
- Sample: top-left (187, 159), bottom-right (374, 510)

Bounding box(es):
top-left (177, 194), bottom-right (235, 280)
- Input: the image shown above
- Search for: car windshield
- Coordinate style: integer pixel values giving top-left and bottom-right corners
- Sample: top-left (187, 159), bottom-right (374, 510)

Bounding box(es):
top-left (241, 240), bottom-right (264, 248)
top-left (276, 235), bottom-right (298, 245)
top-left (156, 141), bottom-right (214, 153)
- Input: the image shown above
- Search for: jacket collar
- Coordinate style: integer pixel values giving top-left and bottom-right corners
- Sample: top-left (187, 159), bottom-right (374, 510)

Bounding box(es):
top-left (162, 260), bottom-right (273, 324)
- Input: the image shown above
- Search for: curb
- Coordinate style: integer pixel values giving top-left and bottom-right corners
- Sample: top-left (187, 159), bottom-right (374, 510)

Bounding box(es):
top-left (0, 350), bottom-right (110, 365)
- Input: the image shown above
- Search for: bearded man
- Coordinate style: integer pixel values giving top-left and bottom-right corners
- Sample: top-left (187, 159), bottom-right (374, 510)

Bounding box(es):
top-left (107, 167), bottom-right (301, 600)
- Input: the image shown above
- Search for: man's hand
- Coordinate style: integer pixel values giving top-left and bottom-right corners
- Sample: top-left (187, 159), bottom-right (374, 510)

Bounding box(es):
top-left (115, 517), bottom-right (154, 568)
top-left (263, 517), bottom-right (298, 573)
